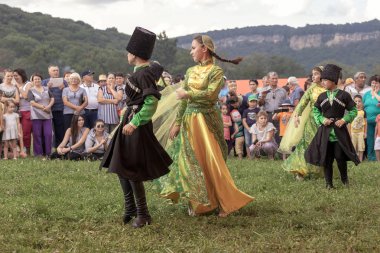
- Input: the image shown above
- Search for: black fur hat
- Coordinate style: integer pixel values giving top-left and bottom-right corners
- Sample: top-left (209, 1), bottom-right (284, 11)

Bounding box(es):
top-left (126, 27), bottom-right (156, 60)
top-left (321, 64), bottom-right (342, 84)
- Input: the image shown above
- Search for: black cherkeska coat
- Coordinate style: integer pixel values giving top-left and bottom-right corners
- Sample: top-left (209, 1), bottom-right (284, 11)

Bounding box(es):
top-left (100, 64), bottom-right (172, 181)
top-left (305, 89), bottom-right (360, 167)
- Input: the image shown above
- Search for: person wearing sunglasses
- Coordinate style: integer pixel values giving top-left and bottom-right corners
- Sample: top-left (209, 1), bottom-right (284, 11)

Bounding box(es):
top-left (84, 119), bottom-right (109, 160)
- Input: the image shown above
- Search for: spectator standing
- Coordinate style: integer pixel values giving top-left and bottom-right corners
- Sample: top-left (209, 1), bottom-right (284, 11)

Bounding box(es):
top-left (362, 75), bottom-right (380, 161)
top-left (97, 73), bottom-right (122, 133)
top-left (80, 70), bottom-right (99, 129)
top-left (288, 76), bottom-right (303, 106)
top-left (0, 90), bottom-right (4, 157)
top-left (258, 71), bottom-right (287, 143)
top-left (28, 73), bottom-right (54, 157)
top-left (230, 109), bottom-right (244, 160)
top-left (244, 79), bottom-right (259, 99)
top-left (349, 95), bottom-right (367, 162)
top-left (272, 100), bottom-right (294, 160)
top-left (14, 68), bottom-right (32, 156)
top-left (242, 94), bottom-right (260, 159)
top-left (42, 65), bottom-right (68, 148)
top-left (375, 114), bottom-right (380, 161)
top-left (221, 103), bottom-right (233, 155)
top-left (62, 72), bottom-right (88, 132)
top-left (2, 100), bottom-right (20, 159)
top-left (115, 72), bottom-right (126, 116)
top-left (345, 72), bottom-right (371, 98)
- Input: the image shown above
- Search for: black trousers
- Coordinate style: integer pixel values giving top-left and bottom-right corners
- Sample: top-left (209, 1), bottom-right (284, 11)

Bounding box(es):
top-left (325, 141), bottom-right (348, 186)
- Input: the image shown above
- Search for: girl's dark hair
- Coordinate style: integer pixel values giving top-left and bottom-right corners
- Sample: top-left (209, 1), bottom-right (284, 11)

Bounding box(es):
top-left (193, 35), bottom-right (243, 65)
top-left (13, 68), bottom-right (28, 83)
top-left (353, 94), bottom-right (362, 100)
top-left (31, 73), bottom-right (43, 81)
top-left (249, 79), bottom-right (258, 85)
top-left (70, 115), bottom-right (84, 146)
top-left (368, 75), bottom-right (380, 85)
top-left (93, 119), bottom-right (105, 128)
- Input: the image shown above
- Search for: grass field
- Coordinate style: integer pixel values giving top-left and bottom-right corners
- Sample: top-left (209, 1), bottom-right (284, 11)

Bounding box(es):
top-left (0, 158), bottom-right (379, 252)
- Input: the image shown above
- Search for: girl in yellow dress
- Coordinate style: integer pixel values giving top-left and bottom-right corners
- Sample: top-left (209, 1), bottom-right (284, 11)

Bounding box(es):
top-left (279, 66), bottom-right (326, 179)
top-left (156, 35), bottom-right (254, 217)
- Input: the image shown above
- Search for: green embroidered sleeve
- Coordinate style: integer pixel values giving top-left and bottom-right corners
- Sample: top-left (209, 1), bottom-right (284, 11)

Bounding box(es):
top-left (130, 95), bottom-right (158, 127)
top-left (313, 105), bottom-right (326, 126)
top-left (295, 85), bottom-right (312, 116)
top-left (343, 106), bottom-right (357, 123)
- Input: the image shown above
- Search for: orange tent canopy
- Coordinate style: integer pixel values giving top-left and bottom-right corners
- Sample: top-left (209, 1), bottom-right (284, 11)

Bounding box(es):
top-left (235, 78), bottom-right (307, 95)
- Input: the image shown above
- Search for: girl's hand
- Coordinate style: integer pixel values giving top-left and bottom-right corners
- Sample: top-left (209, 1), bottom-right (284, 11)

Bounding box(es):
top-left (169, 125), bottom-right (180, 140)
top-left (294, 115), bottom-right (300, 128)
top-left (176, 88), bottom-right (189, 100)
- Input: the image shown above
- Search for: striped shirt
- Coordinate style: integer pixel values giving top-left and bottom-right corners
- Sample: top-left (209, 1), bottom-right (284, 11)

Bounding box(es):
top-left (97, 86), bottom-right (121, 124)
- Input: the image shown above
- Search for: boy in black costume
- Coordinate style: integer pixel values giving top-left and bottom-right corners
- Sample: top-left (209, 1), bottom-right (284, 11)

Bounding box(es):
top-left (305, 64), bottom-right (360, 189)
top-left (101, 27), bottom-right (172, 228)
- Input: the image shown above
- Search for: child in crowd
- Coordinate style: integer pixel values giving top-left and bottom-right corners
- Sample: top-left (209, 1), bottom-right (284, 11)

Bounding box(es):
top-left (272, 99), bottom-right (294, 160)
top-left (230, 109), bottom-right (245, 160)
top-left (305, 64), bottom-right (360, 189)
top-left (242, 94), bottom-right (260, 159)
top-left (250, 111), bottom-right (278, 160)
top-left (0, 91), bottom-right (4, 157)
top-left (221, 103), bottom-right (233, 155)
top-left (2, 100), bottom-right (21, 160)
top-left (349, 95), bottom-right (366, 162)
top-left (375, 114), bottom-right (380, 161)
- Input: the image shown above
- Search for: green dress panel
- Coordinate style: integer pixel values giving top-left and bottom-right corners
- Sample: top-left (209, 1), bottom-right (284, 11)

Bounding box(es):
top-left (281, 83), bottom-right (326, 177)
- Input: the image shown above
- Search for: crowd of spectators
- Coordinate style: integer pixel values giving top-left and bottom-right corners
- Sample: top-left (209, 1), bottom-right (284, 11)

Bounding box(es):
top-left (0, 66), bottom-right (379, 162)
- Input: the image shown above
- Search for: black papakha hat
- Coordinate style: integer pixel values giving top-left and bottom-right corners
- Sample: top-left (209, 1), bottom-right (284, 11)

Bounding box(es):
top-left (126, 27), bottom-right (156, 60)
top-left (321, 64), bottom-right (342, 84)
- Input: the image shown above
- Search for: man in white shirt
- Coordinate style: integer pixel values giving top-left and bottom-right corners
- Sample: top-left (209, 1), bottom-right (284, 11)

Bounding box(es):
top-left (345, 71), bottom-right (371, 98)
top-left (80, 70), bottom-right (99, 128)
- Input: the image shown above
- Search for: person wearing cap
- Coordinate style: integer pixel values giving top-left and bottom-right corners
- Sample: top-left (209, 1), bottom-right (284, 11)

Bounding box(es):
top-left (100, 27), bottom-right (172, 228)
top-left (167, 34), bottom-right (253, 217)
top-left (280, 66), bottom-right (326, 180)
top-left (272, 99), bottom-right (294, 160)
top-left (80, 70), bottom-right (99, 129)
top-left (242, 94), bottom-right (260, 159)
top-left (305, 64), bottom-right (360, 189)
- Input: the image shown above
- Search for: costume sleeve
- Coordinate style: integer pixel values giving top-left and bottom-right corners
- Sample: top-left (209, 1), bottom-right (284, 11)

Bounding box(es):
top-left (295, 85), bottom-right (312, 116)
top-left (313, 95), bottom-right (325, 126)
top-left (187, 66), bottom-right (224, 102)
top-left (343, 92), bottom-right (358, 123)
top-left (174, 69), bottom-right (191, 125)
top-left (130, 95), bottom-right (158, 127)
top-left (138, 68), bottom-right (162, 101)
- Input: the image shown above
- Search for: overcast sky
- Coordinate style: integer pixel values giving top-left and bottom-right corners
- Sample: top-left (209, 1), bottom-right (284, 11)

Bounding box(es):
top-left (2, 0), bottom-right (379, 37)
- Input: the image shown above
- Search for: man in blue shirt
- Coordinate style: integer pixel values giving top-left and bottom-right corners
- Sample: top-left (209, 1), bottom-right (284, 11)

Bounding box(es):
top-left (41, 65), bottom-right (68, 148)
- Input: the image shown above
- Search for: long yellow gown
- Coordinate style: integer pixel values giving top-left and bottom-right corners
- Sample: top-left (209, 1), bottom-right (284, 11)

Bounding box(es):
top-left (279, 83), bottom-right (326, 177)
top-left (154, 60), bottom-right (253, 215)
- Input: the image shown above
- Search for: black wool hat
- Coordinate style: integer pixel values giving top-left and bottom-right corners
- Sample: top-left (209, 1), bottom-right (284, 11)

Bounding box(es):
top-left (321, 64), bottom-right (342, 84)
top-left (126, 27), bottom-right (156, 60)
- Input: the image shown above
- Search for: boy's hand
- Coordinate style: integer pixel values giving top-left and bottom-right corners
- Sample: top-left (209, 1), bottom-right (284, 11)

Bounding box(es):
top-left (335, 119), bottom-right (345, 128)
top-left (323, 118), bottom-right (333, 126)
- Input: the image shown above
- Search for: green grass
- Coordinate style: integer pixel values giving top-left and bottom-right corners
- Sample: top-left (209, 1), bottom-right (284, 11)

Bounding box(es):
top-left (0, 158), bottom-right (379, 252)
